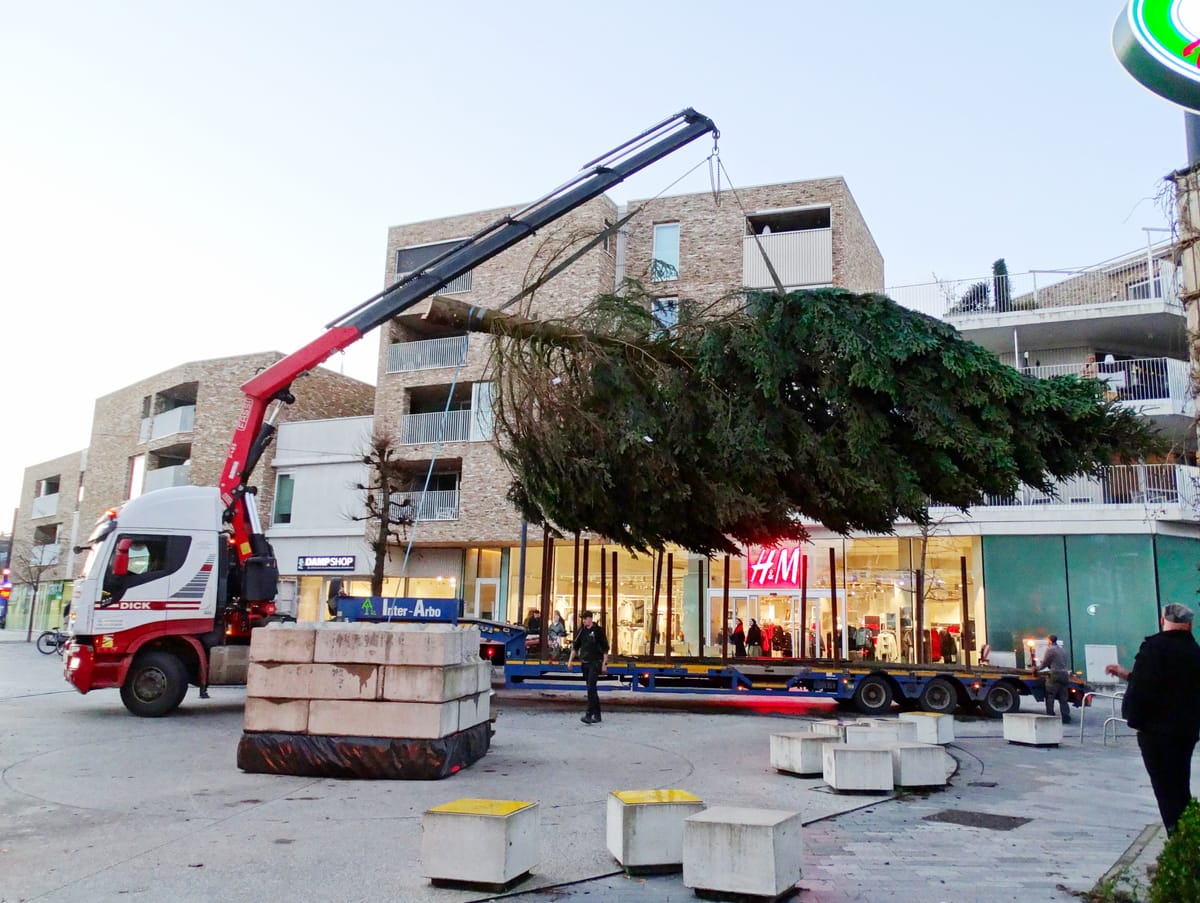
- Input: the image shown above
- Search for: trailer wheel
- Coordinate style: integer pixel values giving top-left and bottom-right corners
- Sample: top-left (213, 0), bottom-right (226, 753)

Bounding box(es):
top-left (918, 678), bottom-right (960, 714)
top-left (120, 651), bottom-right (188, 717)
top-left (980, 681), bottom-right (1020, 718)
top-left (852, 675), bottom-right (894, 716)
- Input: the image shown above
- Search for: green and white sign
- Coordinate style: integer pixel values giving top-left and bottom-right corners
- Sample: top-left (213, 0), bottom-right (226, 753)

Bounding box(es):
top-left (1115, 0), bottom-right (1200, 110)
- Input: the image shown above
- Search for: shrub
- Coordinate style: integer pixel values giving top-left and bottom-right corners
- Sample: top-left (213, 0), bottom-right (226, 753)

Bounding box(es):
top-left (1150, 798), bottom-right (1200, 903)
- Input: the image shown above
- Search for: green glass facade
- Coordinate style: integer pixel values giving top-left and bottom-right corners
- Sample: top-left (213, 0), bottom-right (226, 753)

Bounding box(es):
top-left (982, 533), bottom-right (1196, 671)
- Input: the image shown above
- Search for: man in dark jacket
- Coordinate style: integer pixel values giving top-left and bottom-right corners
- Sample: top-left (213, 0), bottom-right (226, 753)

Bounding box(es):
top-left (566, 611), bottom-right (609, 724)
top-left (1037, 634), bottom-right (1072, 723)
top-left (1106, 602), bottom-right (1200, 834)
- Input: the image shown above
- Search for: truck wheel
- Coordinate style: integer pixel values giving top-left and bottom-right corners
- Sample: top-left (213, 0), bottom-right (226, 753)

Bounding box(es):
top-left (120, 651), bottom-right (188, 717)
top-left (980, 682), bottom-right (1020, 718)
top-left (918, 678), bottom-right (960, 714)
top-left (852, 675), bottom-right (894, 716)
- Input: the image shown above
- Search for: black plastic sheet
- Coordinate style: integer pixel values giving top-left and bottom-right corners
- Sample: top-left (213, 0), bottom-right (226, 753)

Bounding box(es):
top-left (237, 721), bottom-right (491, 779)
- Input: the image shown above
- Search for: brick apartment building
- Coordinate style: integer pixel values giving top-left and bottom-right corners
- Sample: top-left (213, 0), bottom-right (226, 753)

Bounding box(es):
top-left (4, 353), bottom-right (372, 633)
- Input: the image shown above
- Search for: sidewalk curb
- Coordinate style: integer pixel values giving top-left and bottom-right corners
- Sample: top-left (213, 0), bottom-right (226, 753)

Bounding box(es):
top-left (1091, 822), bottom-right (1161, 898)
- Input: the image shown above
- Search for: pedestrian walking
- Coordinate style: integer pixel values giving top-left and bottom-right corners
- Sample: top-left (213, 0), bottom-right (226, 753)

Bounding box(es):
top-left (732, 618), bottom-right (746, 658)
top-left (1106, 602), bottom-right (1200, 834)
top-left (1037, 634), bottom-right (1072, 723)
top-left (566, 610), bottom-right (609, 724)
top-left (746, 619), bottom-right (763, 656)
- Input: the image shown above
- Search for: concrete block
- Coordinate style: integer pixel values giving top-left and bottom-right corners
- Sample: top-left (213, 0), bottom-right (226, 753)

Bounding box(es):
top-left (381, 662), bottom-right (480, 702)
top-left (809, 720), bottom-right (862, 739)
top-left (243, 697), bottom-right (309, 733)
top-left (250, 624), bottom-right (316, 663)
top-left (1003, 713), bottom-right (1063, 746)
top-left (844, 720), bottom-right (918, 745)
top-left (422, 799), bottom-right (539, 887)
top-left (606, 790), bottom-right (704, 871)
top-left (770, 732), bottom-right (841, 776)
top-left (889, 743), bottom-right (952, 787)
top-left (246, 662), bottom-right (379, 701)
top-left (308, 699), bottom-right (460, 739)
top-left (313, 625), bottom-right (394, 665)
top-left (390, 624), bottom-right (480, 666)
top-left (899, 711), bottom-right (955, 744)
top-left (683, 806), bottom-right (803, 898)
top-left (457, 691), bottom-right (492, 732)
top-left (822, 745), bottom-right (895, 792)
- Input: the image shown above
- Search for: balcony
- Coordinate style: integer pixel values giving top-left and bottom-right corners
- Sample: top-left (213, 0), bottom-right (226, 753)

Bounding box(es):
top-left (31, 493), bottom-right (59, 519)
top-left (386, 335), bottom-right (469, 374)
top-left (140, 405), bottom-right (196, 443)
top-left (1021, 357), bottom-right (1193, 418)
top-left (743, 228), bottom-right (832, 289)
top-left (31, 544), bottom-right (60, 566)
top-left (388, 489), bottom-right (460, 522)
top-left (936, 464), bottom-right (1198, 518)
top-left (142, 463), bottom-right (191, 493)
top-left (399, 409), bottom-right (491, 445)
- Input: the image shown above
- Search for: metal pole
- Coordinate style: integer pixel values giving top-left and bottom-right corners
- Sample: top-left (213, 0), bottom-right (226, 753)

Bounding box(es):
top-left (697, 558), bottom-right (706, 657)
top-left (799, 553), bottom-right (808, 659)
top-left (650, 550), bottom-right (663, 655)
top-left (540, 527), bottom-right (553, 661)
top-left (571, 533), bottom-right (580, 638)
top-left (960, 556), bottom-right (971, 667)
top-left (611, 551), bottom-right (619, 657)
top-left (721, 555), bottom-right (730, 664)
top-left (516, 520), bottom-right (528, 626)
top-left (915, 569), bottom-right (926, 665)
top-left (830, 547), bottom-right (840, 658)
top-left (599, 545), bottom-right (606, 638)
top-left (578, 538), bottom-right (589, 637)
top-left (665, 551), bottom-right (674, 658)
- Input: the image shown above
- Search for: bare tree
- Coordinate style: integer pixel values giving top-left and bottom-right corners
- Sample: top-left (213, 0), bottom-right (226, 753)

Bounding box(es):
top-left (9, 537), bottom-right (62, 642)
top-left (351, 428), bottom-right (421, 596)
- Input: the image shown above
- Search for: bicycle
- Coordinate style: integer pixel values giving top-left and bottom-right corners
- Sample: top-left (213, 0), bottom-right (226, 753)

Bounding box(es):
top-left (36, 628), bottom-right (68, 656)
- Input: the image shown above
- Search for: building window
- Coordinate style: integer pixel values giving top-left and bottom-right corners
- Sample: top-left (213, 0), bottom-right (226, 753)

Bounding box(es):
top-left (395, 239), bottom-right (472, 294)
top-left (273, 474), bottom-right (295, 525)
top-left (127, 455), bottom-right (145, 501)
top-left (652, 297), bottom-right (679, 337)
top-left (652, 223), bottom-right (680, 282)
top-left (33, 524), bottom-right (58, 545)
top-left (35, 476), bottom-right (60, 498)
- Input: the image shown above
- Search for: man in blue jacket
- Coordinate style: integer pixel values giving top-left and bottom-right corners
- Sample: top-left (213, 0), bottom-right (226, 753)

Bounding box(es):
top-left (1107, 602), bottom-right (1200, 834)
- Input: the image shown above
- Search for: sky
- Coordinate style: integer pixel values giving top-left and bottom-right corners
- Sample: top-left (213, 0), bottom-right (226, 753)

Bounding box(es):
top-left (0, 1), bottom-right (1188, 523)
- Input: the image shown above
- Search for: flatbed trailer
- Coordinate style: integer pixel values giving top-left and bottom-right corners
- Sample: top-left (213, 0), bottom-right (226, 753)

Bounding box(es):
top-left (502, 655), bottom-right (1087, 717)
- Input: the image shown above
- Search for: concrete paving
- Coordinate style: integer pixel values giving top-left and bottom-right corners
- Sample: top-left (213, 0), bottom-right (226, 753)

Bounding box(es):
top-left (0, 631), bottom-right (1184, 902)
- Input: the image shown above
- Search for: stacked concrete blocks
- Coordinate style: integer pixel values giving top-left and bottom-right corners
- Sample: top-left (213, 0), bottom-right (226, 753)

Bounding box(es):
top-left (683, 806), bottom-right (804, 900)
top-left (237, 621), bottom-right (493, 779)
top-left (606, 790), bottom-right (705, 874)
top-left (422, 798), bottom-right (539, 891)
top-left (1003, 713), bottom-right (1064, 747)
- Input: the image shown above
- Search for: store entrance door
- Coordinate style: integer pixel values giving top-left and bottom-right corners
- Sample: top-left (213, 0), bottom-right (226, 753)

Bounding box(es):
top-left (472, 579), bottom-right (499, 621)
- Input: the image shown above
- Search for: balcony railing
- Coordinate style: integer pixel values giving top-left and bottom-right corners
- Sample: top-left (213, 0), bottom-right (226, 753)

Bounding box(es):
top-left (142, 463), bottom-right (191, 493)
top-left (31, 543), bottom-right (60, 566)
top-left (141, 405), bottom-right (196, 442)
top-left (388, 488), bottom-right (460, 522)
top-left (399, 409), bottom-right (493, 445)
top-left (31, 493), bottom-right (58, 519)
top-left (950, 464), bottom-right (1198, 514)
top-left (887, 253), bottom-right (1182, 320)
top-left (386, 335), bottom-right (469, 374)
top-left (743, 228), bottom-right (832, 289)
top-left (1021, 357), bottom-right (1192, 414)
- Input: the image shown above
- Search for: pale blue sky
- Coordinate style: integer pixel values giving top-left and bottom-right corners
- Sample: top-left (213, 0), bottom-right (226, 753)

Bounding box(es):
top-left (0, 1), bottom-right (1185, 520)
